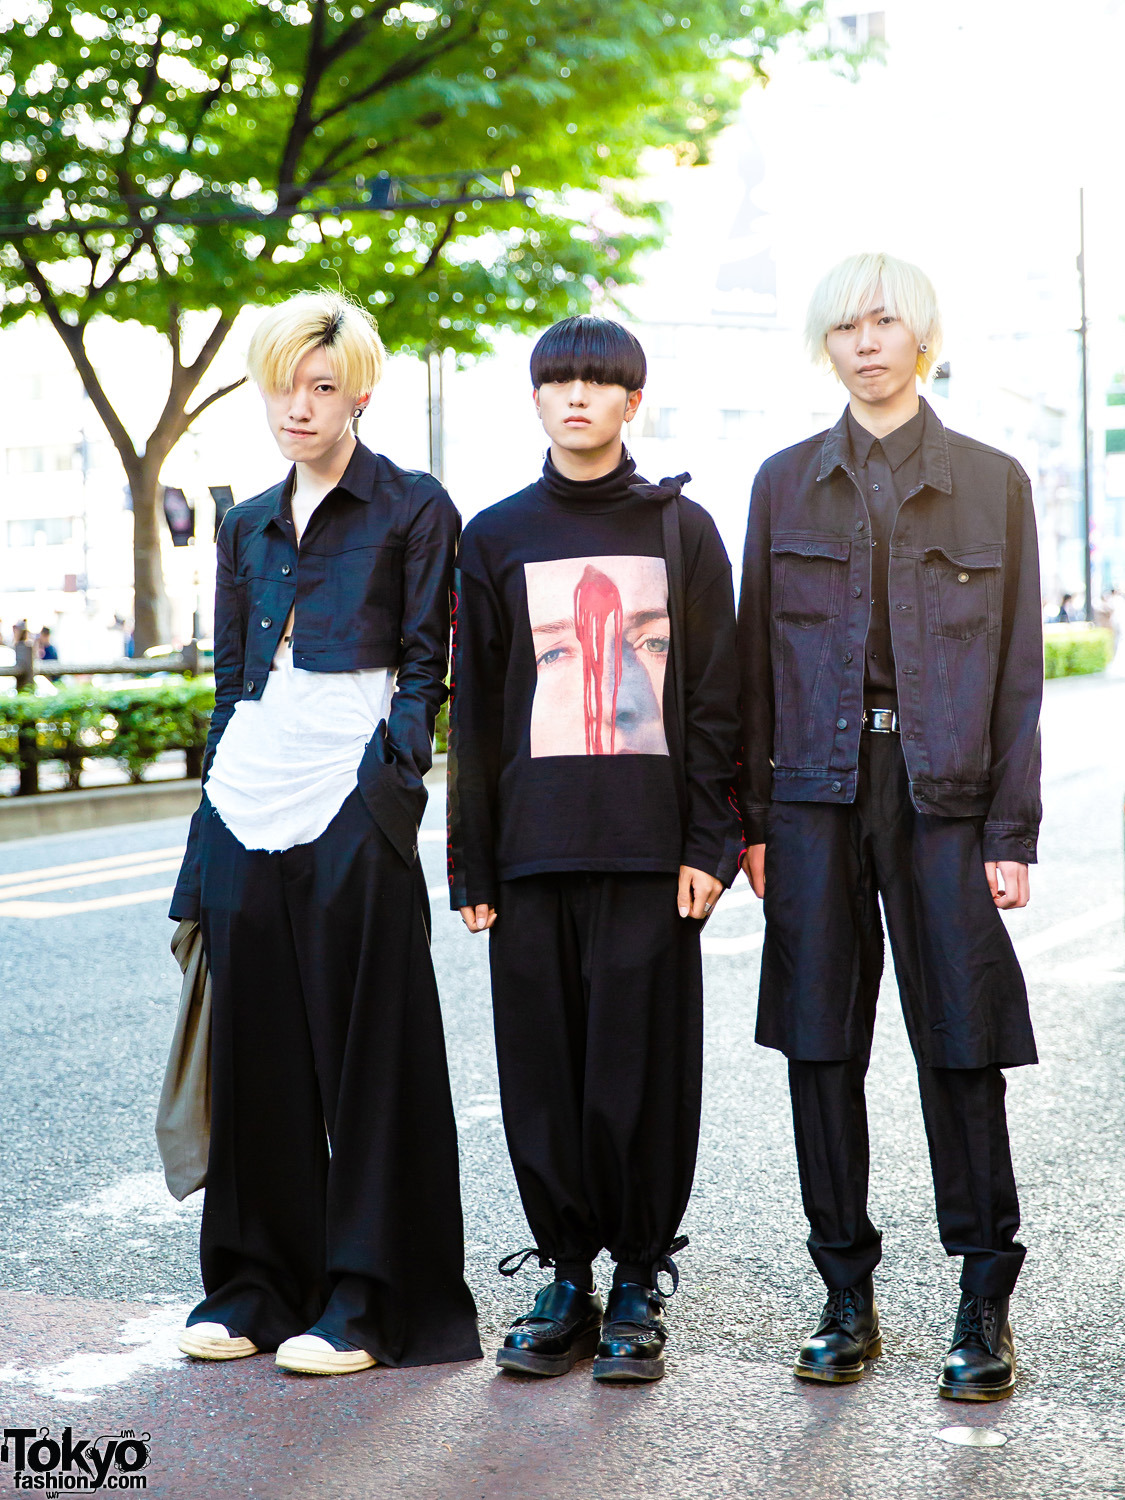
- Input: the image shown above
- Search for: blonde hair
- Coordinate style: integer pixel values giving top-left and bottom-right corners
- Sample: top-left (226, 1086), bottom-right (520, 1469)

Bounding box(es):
top-left (246, 290), bottom-right (385, 396)
top-left (805, 252), bottom-right (943, 380)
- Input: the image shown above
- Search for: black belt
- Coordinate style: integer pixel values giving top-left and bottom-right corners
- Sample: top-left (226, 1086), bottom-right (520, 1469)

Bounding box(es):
top-left (862, 708), bottom-right (900, 733)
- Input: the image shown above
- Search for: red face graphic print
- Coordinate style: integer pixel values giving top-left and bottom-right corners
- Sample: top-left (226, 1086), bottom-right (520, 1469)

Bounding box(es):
top-left (525, 555), bottom-right (670, 758)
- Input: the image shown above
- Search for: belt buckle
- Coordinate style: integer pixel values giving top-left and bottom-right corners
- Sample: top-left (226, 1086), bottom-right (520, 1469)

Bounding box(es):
top-left (865, 708), bottom-right (898, 733)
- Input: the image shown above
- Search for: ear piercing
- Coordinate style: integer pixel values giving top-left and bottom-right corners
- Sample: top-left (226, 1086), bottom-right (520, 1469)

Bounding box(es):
top-left (919, 344), bottom-right (928, 352)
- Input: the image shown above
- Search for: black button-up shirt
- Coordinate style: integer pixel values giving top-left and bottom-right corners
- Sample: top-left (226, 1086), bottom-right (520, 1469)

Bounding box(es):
top-left (847, 404), bottom-right (925, 709)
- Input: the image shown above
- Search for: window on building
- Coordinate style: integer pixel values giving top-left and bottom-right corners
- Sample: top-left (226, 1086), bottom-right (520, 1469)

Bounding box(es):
top-left (7, 518), bottom-right (74, 547)
top-left (833, 11), bottom-right (886, 46)
top-left (6, 445), bottom-right (82, 474)
top-left (720, 409), bottom-right (754, 440)
top-left (641, 407), bottom-right (678, 441)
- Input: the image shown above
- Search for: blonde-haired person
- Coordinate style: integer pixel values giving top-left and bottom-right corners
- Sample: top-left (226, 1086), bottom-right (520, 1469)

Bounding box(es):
top-left (738, 253), bottom-right (1042, 1401)
top-left (170, 290), bottom-right (481, 1376)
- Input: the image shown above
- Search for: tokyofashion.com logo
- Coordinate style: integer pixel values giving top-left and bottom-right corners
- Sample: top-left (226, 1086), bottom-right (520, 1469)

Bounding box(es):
top-left (1, 1428), bottom-right (150, 1491)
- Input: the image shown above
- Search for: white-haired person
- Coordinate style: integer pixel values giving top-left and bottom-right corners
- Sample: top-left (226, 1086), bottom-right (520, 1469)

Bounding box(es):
top-left (169, 290), bottom-right (481, 1376)
top-left (737, 252), bottom-right (1042, 1401)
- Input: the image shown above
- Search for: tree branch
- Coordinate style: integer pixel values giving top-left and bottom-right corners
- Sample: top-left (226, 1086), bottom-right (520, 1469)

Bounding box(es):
top-left (417, 212), bottom-right (458, 276)
top-left (184, 375), bottom-right (247, 426)
top-left (276, 0), bottom-right (330, 199)
top-left (312, 18), bottom-right (482, 132)
top-left (18, 254), bottom-right (141, 471)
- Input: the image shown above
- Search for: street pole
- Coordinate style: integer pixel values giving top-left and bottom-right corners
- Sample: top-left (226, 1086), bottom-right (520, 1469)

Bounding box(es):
top-left (426, 346), bottom-right (445, 483)
top-left (1078, 186), bottom-right (1093, 621)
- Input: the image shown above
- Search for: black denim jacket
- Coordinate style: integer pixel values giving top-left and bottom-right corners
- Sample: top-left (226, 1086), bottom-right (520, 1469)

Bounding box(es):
top-left (738, 400), bottom-right (1043, 864)
top-left (169, 441), bottom-right (460, 919)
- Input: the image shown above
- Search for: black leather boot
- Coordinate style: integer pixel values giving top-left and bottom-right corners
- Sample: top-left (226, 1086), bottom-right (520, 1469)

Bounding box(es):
top-left (793, 1275), bottom-right (881, 1383)
top-left (496, 1281), bottom-right (604, 1377)
top-left (592, 1283), bottom-right (668, 1383)
top-left (938, 1292), bottom-right (1015, 1401)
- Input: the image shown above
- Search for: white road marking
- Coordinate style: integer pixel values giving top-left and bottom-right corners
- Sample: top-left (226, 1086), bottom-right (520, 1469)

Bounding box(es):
top-left (1013, 900), bottom-right (1121, 960)
top-left (702, 930), bottom-right (765, 957)
top-left (0, 857), bottom-right (183, 900)
top-left (0, 846), bottom-right (184, 888)
top-left (0, 1307), bottom-right (190, 1403)
top-left (0, 886), bottom-right (175, 919)
top-left (59, 1171), bottom-right (201, 1233)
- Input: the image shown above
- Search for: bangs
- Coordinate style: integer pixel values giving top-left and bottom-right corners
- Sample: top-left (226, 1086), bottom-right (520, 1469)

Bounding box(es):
top-left (247, 290), bottom-right (385, 396)
top-left (805, 252), bottom-right (943, 379)
top-left (530, 316), bottom-right (647, 390)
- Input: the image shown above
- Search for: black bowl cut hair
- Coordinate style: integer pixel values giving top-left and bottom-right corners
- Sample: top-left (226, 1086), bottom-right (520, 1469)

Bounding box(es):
top-left (530, 315), bottom-right (647, 391)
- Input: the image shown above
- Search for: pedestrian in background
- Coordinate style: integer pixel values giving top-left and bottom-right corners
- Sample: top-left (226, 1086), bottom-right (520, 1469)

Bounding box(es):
top-left (449, 316), bottom-right (741, 1383)
top-left (1052, 592), bottom-right (1073, 623)
top-left (739, 252), bottom-right (1042, 1402)
top-left (36, 627), bottom-right (58, 662)
top-left (168, 289), bottom-right (480, 1377)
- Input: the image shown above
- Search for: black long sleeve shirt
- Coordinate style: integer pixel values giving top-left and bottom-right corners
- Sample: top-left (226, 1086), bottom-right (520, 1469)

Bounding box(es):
top-left (846, 404), bottom-right (924, 709)
top-left (447, 453), bottom-right (742, 909)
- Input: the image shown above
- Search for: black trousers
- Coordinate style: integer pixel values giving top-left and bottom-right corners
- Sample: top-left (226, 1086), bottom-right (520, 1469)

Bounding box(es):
top-left (191, 790), bottom-right (481, 1366)
top-left (489, 872), bottom-right (703, 1277)
top-left (761, 734), bottom-right (1031, 1298)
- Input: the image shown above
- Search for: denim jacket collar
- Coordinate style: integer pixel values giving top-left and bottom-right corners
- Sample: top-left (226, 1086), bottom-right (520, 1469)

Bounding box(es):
top-left (817, 397), bottom-right (953, 495)
top-left (260, 440), bottom-right (381, 538)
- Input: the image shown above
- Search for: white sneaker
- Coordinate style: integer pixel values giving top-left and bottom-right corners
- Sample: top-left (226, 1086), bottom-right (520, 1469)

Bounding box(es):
top-left (179, 1322), bottom-right (259, 1360)
top-left (275, 1333), bottom-right (377, 1375)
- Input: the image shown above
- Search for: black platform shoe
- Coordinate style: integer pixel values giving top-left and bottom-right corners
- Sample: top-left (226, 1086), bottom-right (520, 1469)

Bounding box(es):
top-left (793, 1275), bottom-right (881, 1383)
top-left (592, 1283), bottom-right (669, 1383)
top-left (496, 1281), bottom-right (604, 1377)
top-left (938, 1292), bottom-right (1016, 1402)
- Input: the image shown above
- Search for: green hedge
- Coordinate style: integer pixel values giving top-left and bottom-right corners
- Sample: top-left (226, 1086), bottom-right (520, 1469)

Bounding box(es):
top-left (0, 677), bottom-right (214, 786)
top-left (1043, 625), bottom-right (1115, 679)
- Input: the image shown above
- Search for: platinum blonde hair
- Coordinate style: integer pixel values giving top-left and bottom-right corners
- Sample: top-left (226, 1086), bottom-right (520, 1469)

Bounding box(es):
top-left (805, 252), bottom-right (943, 380)
top-left (246, 290), bottom-right (386, 396)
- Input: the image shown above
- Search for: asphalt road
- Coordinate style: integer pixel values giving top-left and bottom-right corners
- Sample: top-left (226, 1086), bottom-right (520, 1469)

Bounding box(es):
top-left (1, 671), bottom-right (1124, 1498)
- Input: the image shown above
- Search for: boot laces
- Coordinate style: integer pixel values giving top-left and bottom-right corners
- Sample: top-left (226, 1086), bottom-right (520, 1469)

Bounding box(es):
top-left (823, 1285), bottom-right (864, 1326)
top-left (957, 1294), bottom-right (999, 1348)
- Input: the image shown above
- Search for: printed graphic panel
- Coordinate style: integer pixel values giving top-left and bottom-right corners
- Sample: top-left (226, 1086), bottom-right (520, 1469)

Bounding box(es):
top-left (524, 554), bottom-right (670, 758)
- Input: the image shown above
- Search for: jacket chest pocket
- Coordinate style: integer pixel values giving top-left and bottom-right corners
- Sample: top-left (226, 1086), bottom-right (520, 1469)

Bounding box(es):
top-left (300, 542), bottom-right (404, 634)
top-left (771, 535), bottom-right (851, 626)
top-left (923, 545), bottom-right (1003, 640)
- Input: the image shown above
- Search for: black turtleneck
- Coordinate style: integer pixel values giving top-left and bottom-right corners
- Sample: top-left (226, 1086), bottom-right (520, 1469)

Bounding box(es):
top-left (446, 451), bottom-right (741, 909)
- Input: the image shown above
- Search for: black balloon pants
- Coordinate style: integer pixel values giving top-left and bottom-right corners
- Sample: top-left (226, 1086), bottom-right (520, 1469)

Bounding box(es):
top-left (489, 872), bottom-right (703, 1283)
top-left (191, 790), bottom-right (481, 1366)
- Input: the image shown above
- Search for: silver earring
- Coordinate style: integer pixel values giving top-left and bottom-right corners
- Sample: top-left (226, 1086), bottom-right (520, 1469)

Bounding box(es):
top-left (919, 343), bottom-right (928, 352)
top-left (353, 407), bottom-right (364, 419)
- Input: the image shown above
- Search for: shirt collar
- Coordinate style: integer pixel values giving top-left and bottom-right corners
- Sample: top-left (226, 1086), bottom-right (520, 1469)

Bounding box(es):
top-left (847, 403), bottom-right (925, 472)
top-left (819, 396), bottom-right (951, 494)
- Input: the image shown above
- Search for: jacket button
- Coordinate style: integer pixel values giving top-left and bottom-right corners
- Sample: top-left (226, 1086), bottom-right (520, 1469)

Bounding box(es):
top-left (246, 680), bottom-right (255, 692)
top-left (852, 585), bottom-right (862, 597)
top-left (916, 790), bottom-right (927, 800)
top-left (282, 564), bottom-right (292, 576)
top-left (831, 780), bottom-right (842, 793)
top-left (957, 572), bottom-right (969, 583)
top-left (855, 520), bottom-right (865, 532)
top-left (261, 617), bottom-right (272, 629)
top-left (843, 651), bottom-right (853, 663)
top-left (1023, 838), bottom-right (1034, 849)
top-left (836, 717), bottom-right (848, 730)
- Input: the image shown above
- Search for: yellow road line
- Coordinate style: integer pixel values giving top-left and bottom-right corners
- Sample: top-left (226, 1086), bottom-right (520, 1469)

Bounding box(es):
top-left (0, 886), bottom-right (176, 919)
top-left (0, 846), bottom-right (184, 889)
top-left (0, 858), bottom-right (184, 900)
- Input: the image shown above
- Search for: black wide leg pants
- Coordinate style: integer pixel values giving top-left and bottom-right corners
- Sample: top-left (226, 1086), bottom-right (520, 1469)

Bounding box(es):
top-left (191, 790), bottom-right (481, 1366)
top-left (760, 734), bottom-right (1035, 1299)
top-left (489, 872), bottom-right (703, 1277)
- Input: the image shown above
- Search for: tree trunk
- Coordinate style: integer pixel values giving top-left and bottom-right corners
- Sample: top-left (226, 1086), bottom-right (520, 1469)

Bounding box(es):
top-left (126, 456), bottom-right (172, 654)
